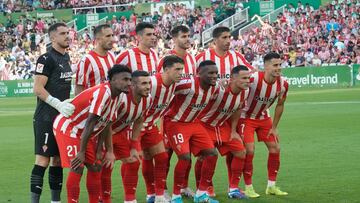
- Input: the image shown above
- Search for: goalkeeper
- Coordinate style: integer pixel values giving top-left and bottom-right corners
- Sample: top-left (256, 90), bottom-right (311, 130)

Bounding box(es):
top-left (30, 23), bottom-right (75, 203)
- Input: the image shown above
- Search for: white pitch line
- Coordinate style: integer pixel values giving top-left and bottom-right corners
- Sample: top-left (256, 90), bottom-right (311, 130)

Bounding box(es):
top-left (287, 101), bottom-right (360, 105)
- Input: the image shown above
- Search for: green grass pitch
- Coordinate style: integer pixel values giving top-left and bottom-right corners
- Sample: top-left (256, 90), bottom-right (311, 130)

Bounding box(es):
top-left (0, 87), bottom-right (359, 203)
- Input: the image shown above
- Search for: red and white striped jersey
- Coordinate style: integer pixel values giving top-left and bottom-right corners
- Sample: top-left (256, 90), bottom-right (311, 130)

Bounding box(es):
top-left (115, 47), bottom-right (159, 75)
top-left (196, 49), bottom-right (254, 79)
top-left (53, 83), bottom-right (122, 138)
top-left (157, 49), bottom-right (196, 77)
top-left (165, 77), bottom-right (218, 123)
top-left (200, 86), bottom-right (249, 127)
top-left (76, 50), bottom-right (116, 89)
top-left (143, 73), bottom-right (177, 128)
top-left (241, 71), bottom-right (288, 120)
top-left (112, 89), bottom-right (152, 133)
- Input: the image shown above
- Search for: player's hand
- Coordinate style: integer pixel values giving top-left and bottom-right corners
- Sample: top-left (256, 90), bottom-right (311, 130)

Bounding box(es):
top-left (71, 151), bottom-right (85, 170)
top-left (103, 151), bottom-right (115, 169)
top-left (58, 101), bottom-right (75, 118)
top-left (230, 130), bottom-right (242, 142)
top-left (130, 148), bottom-right (140, 162)
top-left (95, 148), bottom-right (104, 163)
top-left (268, 128), bottom-right (279, 143)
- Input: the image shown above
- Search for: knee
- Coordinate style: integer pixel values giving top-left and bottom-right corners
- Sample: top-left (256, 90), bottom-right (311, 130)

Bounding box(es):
top-left (50, 156), bottom-right (61, 166)
top-left (268, 143), bottom-right (280, 153)
top-left (232, 150), bottom-right (246, 159)
top-left (35, 155), bottom-right (50, 167)
top-left (245, 145), bottom-right (255, 155)
top-left (87, 164), bottom-right (102, 172)
top-left (178, 153), bottom-right (191, 161)
top-left (201, 148), bottom-right (218, 157)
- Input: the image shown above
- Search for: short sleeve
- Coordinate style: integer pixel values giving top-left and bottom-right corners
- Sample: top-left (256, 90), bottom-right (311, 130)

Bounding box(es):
top-left (35, 54), bottom-right (53, 77)
top-left (89, 87), bottom-right (110, 117)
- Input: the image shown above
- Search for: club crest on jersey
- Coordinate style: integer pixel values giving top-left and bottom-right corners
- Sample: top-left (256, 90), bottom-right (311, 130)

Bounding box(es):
top-left (42, 145), bottom-right (48, 152)
top-left (36, 63), bottom-right (44, 73)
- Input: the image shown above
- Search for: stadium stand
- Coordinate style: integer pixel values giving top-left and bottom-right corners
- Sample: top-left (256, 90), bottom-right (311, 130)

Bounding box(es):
top-left (0, 0), bottom-right (359, 80)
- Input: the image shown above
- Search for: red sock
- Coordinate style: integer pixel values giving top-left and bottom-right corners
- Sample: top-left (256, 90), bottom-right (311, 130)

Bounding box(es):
top-left (194, 159), bottom-right (203, 189)
top-left (173, 159), bottom-right (191, 195)
top-left (226, 154), bottom-right (233, 183)
top-left (183, 159), bottom-right (192, 188)
top-left (243, 153), bottom-right (254, 185)
top-left (198, 155), bottom-right (218, 191)
top-left (142, 158), bottom-right (155, 195)
top-left (66, 171), bottom-right (82, 203)
top-left (165, 149), bottom-right (173, 190)
top-left (268, 153), bottom-right (280, 181)
top-left (86, 171), bottom-right (101, 203)
top-left (154, 152), bottom-right (168, 195)
top-left (229, 157), bottom-right (245, 189)
top-left (101, 166), bottom-right (113, 203)
top-left (122, 161), bottom-right (140, 201)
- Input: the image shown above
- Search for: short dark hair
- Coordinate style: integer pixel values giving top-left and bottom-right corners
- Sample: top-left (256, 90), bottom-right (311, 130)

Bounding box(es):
top-left (93, 24), bottom-right (111, 37)
top-left (212, 26), bottom-right (230, 38)
top-left (48, 22), bottom-right (67, 35)
top-left (231, 65), bottom-right (249, 75)
top-left (264, 52), bottom-right (281, 63)
top-left (132, 70), bottom-right (150, 78)
top-left (108, 64), bottom-right (131, 80)
top-left (136, 22), bottom-right (154, 35)
top-left (162, 55), bottom-right (184, 71)
top-left (171, 25), bottom-right (190, 38)
top-left (198, 60), bottom-right (217, 72)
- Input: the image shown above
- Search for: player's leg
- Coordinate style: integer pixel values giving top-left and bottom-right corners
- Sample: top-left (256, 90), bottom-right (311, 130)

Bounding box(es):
top-left (259, 118), bottom-right (287, 196)
top-left (191, 124), bottom-right (219, 203)
top-left (30, 121), bottom-right (52, 203)
top-left (121, 157), bottom-right (141, 202)
top-left (219, 140), bottom-right (246, 199)
top-left (100, 132), bottom-right (125, 203)
top-left (54, 132), bottom-right (84, 203)
top-left (49, 156), bottom-right (63, 203)
top-left (142, 138), bottom-right (168, 203)
top-left (239, 119), bottom-right (259, 198)
top-left (165, 121), bottom-right (192, 203)
top-left (140, 130), bottom-right (156, 202)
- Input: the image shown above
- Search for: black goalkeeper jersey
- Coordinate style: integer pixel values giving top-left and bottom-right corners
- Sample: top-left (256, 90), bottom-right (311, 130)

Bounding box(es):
top-left (33, 47), bottom-right (73, 122)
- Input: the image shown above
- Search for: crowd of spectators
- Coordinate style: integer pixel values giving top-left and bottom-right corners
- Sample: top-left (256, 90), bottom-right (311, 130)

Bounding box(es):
top-left (231, 0), bottom-right (360, 69)
top-left (1, 0), bottom-right (359, 80)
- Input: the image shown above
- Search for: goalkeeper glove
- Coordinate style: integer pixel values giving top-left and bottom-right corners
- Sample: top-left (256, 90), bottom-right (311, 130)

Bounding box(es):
top-left (45, 95), bottom-right (75, 117)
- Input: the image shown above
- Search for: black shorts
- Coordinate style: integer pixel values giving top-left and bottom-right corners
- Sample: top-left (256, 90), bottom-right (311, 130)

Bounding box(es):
top-left (33, 120), bottom-right (59, 156)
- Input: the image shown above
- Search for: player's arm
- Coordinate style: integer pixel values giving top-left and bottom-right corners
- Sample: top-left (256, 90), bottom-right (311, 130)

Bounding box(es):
top-left (129, 117), bottom-right (144, 161)
top-left (33, 55), bottom-right (74, 117)
top-left (268, 94), bottom-right (287, 141)
top-left (71, 113), bottom-right (99, 170)
top-left (101, 122), bottom-right (115, 169)
top-left (229, 109), bottom-right (242, 141)
top-left (75, 57), bottom-right (89, 96)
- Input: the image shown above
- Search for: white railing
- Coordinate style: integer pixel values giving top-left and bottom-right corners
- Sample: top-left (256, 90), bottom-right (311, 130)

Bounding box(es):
top-left (201, 7), bottom-right (249, 47)
top-left (73, 3), bottom-right (136, 15)
top-left (238, 5), bottom-right (286, 36)
top-left (76, 16), bottom-right (109, 40)
top-left (42, 19), bottom-right (77, 46)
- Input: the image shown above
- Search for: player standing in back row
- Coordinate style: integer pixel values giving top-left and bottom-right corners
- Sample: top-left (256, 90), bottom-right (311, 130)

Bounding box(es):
top-left (30, 22), bottom-right (74, 203)
top-left (75, 24), bottom-right (116, 95)
top-left (156, 25), bottom-right (197, 198)
top-left (239, 52), bottom-right (289, 198)
top-left (196, 26), bottom-right (254, 79)
top-left (116, 22), bottom-right (159, 75)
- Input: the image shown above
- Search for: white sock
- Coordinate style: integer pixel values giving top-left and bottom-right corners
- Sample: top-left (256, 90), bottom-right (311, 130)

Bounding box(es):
top-left (196, 190), bottom-right (206, 196)
top-left (172, 194), bottom-right (181, 199)
top-left (267, 180), bottom-right (276, 187)
top-left (229, 188), bottom-right (238, 192)
top-left (51, 201), bottom-right (61, 203)
top-left (146, 194), bottom-right (155, 199)
top-left (245, 184), bottom-right (253, 189)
